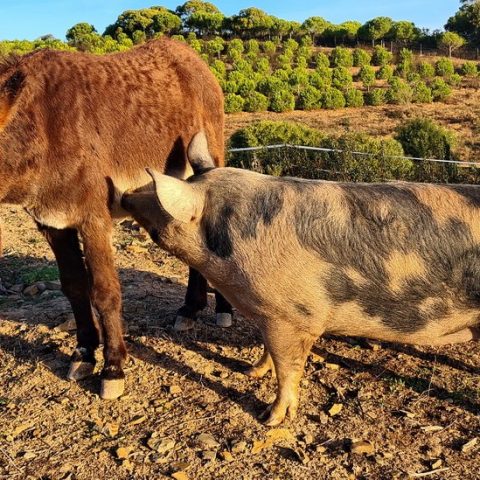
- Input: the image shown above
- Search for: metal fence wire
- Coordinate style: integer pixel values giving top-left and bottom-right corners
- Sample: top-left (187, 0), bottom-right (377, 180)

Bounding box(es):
top-left (227, 145), bottom-right (480, 184)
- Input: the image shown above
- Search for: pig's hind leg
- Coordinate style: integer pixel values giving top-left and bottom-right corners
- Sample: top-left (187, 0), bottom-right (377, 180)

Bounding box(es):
top-left (259, 321), bottom-right (317, 426)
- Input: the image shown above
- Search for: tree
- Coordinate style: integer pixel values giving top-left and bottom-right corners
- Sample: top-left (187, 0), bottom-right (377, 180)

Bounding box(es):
top-left (389, 21), bottom-right (420, 46)
top-left (152, 9), bottom-right (182, 35)
top-left (66, 23), bottom-right (97, 49)
top-left (301, 17), bottom-right (330, 44)
top-left (446, 0), bottom-right (480, 46)
top-left (438, 31), bottom-right (466, 57)
top-left (230, 8), bottom-right (275, 39)
top-left (359, 17), bottom-right (394, 46)
top-left (336, 21), bottom-right (362, 44)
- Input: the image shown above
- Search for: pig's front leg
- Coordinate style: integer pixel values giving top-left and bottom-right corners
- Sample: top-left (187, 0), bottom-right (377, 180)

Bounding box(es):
top-left (259, 321), bottom-right (317, 426)
top-left (245, 345), bottom-right (276, 379)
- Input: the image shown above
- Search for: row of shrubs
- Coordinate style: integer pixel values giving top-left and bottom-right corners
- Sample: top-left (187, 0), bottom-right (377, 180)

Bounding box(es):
top-left (227, 119), bottom-right (470, 184)
top-left (196, 40), bottom-right (477, 113)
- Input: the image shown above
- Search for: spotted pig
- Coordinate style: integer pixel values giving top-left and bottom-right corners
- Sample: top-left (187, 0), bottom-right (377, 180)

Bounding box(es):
top-left (121, 132), bottom-right (480, 426)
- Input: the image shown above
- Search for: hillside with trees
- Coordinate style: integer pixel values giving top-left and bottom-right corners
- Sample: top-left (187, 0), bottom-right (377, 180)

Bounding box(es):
top-left (0, 1), bottom-right (478, 116)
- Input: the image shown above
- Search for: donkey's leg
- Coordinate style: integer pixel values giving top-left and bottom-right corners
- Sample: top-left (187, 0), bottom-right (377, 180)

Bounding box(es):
top-left (80, 218), bottom-right (127, 400)
top-left (214, 290), bottom-right (233, 328)
top-left (38, 225), bottom-right (99, 380)
top-left (174, 267), bottom-right (208, 332)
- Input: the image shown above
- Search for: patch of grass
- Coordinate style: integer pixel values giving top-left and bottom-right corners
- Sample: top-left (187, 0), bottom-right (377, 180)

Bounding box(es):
top-left (21, 266), bottom-right (59, 284)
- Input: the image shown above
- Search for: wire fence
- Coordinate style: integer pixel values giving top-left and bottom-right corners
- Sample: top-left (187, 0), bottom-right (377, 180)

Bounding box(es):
top-left (227, 145), bottom-right (480, 184)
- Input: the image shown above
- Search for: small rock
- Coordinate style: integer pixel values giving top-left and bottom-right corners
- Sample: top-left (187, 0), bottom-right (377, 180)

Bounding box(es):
top-left (196, 433), bottom-right (220, 450)
top-left (116, 446), bottom-right (133, 459)
top-left (318, 412), bottom-right (330, 425)
top-left (431, 459), bottom-right (443, 469)
top-left (22, 452), bottom-right (36, 460)
top-left (310, 352), bottom-right (326, 363)
top-left (128, 415), bottom-right (147, 427)
top-left (106, 422), bottom-right (119, 437)
top-left (55, 315), bottom-right (77, 332)
top-left (11, 284), bottom-right (25, 293)
top-left (45, 281), bottom-right (62, 291)
top-left (325, 363), bottom-right (340, 370)
top-left (231, 440), bottom-right (247, 454)
top-left (220, 451), bottom-right (234, 462)
top-left (350, 440), bottom-right (375, 455)
top-left (461, 437), bottom-right (478, 453)
top-left (171, 472), bottom-right (189, 480)
top-left (328, 403), bottom-right (343, 417)
top-left (23, 285), bottom-right (40, 296)
top-left (147, 436), bottom-right (176, 454)
top-left (169, 385), bottom-right (182, 395)
top-left (201, 450), bottom-right (216, 462)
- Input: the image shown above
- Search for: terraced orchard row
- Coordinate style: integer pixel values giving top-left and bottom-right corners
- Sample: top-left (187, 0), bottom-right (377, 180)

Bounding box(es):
top-left (187, 38), bottom-right (478, 113)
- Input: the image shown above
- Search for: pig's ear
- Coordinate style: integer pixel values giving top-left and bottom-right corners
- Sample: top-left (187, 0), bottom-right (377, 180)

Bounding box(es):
top-left (0, 70), bottom-right (25, 132)
top-left (146, 168), bottom-right (204, 223)
top-left (187, 131), bottom-right (216, 174)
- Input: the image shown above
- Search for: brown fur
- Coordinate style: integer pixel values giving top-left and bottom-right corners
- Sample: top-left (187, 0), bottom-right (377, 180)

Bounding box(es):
top-left (0, 39), bottom-right (225, 395)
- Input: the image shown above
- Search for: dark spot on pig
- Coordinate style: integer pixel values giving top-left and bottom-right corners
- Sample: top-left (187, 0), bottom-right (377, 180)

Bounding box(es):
top-left (241, 187), bottom-right (284, 239)
top-left (325, 270), bottom-right (358, 305)
top-left (295, 303), bottom-right (313, 316)
top-left (203, 203), bottom-right (234, 258)
top-left (450, 185), bottom-right (480, 209)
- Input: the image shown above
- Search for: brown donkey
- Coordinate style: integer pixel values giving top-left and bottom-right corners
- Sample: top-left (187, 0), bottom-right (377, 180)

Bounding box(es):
top-left (0, 39), bottom-right (232, 399)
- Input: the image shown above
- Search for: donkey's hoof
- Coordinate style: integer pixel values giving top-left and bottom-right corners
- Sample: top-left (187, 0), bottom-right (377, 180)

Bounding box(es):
top-left (216, 313), bottom-right (233, 328)
top-left (67, 361), bottom-right (95, 381)
top-left (173, 316), bottom-right (196, 332)
top-left (100, 378), bottom-right (125, 400)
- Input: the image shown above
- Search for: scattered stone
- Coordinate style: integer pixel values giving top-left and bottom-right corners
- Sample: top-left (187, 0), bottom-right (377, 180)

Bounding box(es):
top-left (106, 422), bottom-right (119, 437)
top-left (421, 426), bottom-right (444, 433)
top-left (201, 450), bottom-right (216, 462)
top-left (23, 285), bottom-right (40, 296)
top-left (431, 459), bottom-right (443, 469)
top-left (328, 403), bottom-right (343, 417)
top-left (316, 445), bottom-right (327, 454)
top-left (196, 433), bottom-right (220, 450)
top-left (318, 412), bottom-right (330, 424)
top-left (45, 281), bottom-right (62, 291)
top-left (171, 472), bottom-right (189, 480)
top-left (310, 352), bottom-right (326, 363)
top-left (116, 446), bottom-right (133, 459)
top-left (11, 284), bottom-right (25, 293)
top-left (55, 315), bottom-right (77, 332)
top-left (147, 436), bottom-right (176, 454)
top-left (461, 437), bottom-right (478, 453)
top-left (220, 451), bottom-right (234, 462)
top-left (169, 385), bottom-right (182, 395)
top-left (231, 440), bottom-right (247, 454)
top-left (22, 452), bottom-right (36, 460)
top-left (128, 415), bottom-right (147, 427)
top-left (325, 363), bottom-right (340, 371)
top-left (350, 440), bottom-right (375, 455)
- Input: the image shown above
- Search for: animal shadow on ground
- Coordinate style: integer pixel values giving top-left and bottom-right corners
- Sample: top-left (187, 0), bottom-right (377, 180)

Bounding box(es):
top-left (1, 253), bottom-right (479, 419)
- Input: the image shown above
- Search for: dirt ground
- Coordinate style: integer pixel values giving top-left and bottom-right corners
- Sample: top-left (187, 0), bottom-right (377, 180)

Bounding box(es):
top-left (1, 96), bottom-right (480, 479)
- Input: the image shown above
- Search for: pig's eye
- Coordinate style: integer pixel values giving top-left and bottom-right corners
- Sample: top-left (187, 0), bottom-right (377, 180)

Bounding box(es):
top-left (149, 228), bottom-right (160, 244)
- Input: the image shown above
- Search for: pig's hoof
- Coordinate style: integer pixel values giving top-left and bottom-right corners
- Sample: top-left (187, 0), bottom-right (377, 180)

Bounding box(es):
top-left (67, 361), bottom-right (95, 381)
top-left (216, 313), bottom-right (233, 328)
top-left (173, 316), bottom-right (196, 332)
top-left (100, 378), bottom-right (125, 400)
top-left (245, 365), bottom-right (269, 378)
top-left (259, 405), bottom-right (286, 427)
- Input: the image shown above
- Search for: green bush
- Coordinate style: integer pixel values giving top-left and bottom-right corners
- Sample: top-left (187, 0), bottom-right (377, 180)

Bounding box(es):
top-left (309, 69), bottom-right (332, 90)
top-left (273, 69), bottom-right (291, 82)
top-left (297, 85), bottom-right (322, 110)
top-left (321, 88), bottom-right (346, 109)
top-left (262, 40), bottom-right (276, 55)
top-left (353, 48), bottom-right (371, 67)
top-left (430, 78), bottom-right (452, 101)
top-left (228, 38), bottom-right (244, 55)
top-left (446, 73), bottom-right (462, 86)
top-left (359, 65), bottom-right (376, 90)
top-left (322, 133), bottom-right (411, 182)
top-left (316, 52), bottom-right (330, 69)
top-left (332, 67), bottom-right (353, 91)
top-left (277, 53), bottom-right (293, 69)
top-left (395, 118), bottom-right (455, 160)
top-left (365, 88), bottom-right (387, 106)
top-left (372, 46), bottom-right (393, 66)
top-left (412, 81), bottom-right (433, 103)
top-left (407, 72), bottom-right (422, 83)
top-left (330, 47), bottom-right (354, 68)
top-left (289, 68), bottom-right (310, 90)
top-left (270, 89), bottom-right (296, 113)
top-left (243, 92), bottom-right (269, 112)
top-left (386, 77), bottom-right (413, 105)
top-left (418, 62), bottom-right (435, 80)
top-left (245, 39), bottom-right (260, 54)
top-left (436, 57), bottom-right (455, 77)
top-left (224, 93), bottom-right (245, 113)
top-left (296, 56), bottom-right (309, 69)
top-left (461, 61), bottom-right (478, 77)
top-left (237, 78), bottom-right (257, 97)
top-left (376, 65), bottom-right (394, 81)
top-left (229, 120), bottom-right (324, 148)
top-left (222, 80), bottom-right (239, 94)
top-left (285, 38), bottom-right (299, 52)
top-left (344, 89), bottom-right (365, 107)
top-left (255, 57), bottom-right (271, 75)
top-left (257, 76), bottom-right (284, 97)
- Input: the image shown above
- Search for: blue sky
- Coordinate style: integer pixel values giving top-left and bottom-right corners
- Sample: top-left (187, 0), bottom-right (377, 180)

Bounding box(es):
top-left (0, 0), bottom-right (460, 40)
